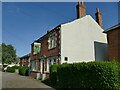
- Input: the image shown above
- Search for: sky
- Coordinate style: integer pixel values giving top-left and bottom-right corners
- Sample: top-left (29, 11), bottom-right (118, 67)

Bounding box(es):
top-left (2, 2), bottom-right (119, 57)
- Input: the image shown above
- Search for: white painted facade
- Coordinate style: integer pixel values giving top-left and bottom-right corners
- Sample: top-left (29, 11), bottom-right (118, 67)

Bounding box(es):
top-left (60, 15), bottom-right (108, 63)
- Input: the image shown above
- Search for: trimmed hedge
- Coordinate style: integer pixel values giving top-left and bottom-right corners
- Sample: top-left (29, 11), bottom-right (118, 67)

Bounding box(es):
top-left (6, 67), bottom-right (15, 73)
top-left (19, 66), bottom-right (29, 76)
top-left (12, 66), bottom-right (20, 69)
top-left (50, 64), bottom-right (58, 85)
top-left (50, 61), bottom-right (120, 89)
top-left (6, 66), bottom-right (20, 73)
top-left (6, 65), bottom-right (29, 76)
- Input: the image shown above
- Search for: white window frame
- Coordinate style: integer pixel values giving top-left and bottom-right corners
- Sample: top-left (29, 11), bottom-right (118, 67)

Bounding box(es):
top-left (31, 60), bottom-right (38, 71)
top-left (48, 32), bottom-right (57, 50)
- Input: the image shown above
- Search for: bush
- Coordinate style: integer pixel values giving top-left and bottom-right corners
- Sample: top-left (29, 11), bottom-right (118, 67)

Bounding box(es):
top-left (19, 66), bottom-right (29, 76)
top-left (6, 66), bottom-right (20, 73)
top-left (12, 66), bottom-right (20, 69)
top-left (50, 64), bottom-right (59, 86)
top-left (50, 61), bottom-right (120, 89)
top-left (6, 67), bottom-right (15, 73)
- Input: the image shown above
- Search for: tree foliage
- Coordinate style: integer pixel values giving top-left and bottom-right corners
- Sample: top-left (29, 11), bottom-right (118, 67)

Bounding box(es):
top-left (2, 43), bottom-right (17, 64)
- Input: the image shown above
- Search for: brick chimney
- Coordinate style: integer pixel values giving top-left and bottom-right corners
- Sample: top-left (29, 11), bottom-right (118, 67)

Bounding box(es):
top-left (95, 8), bottom-right (103, 28)
top-left (76, 1), bottom-right (86, 19)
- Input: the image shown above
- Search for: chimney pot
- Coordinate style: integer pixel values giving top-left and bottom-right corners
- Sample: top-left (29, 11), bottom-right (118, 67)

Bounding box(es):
top-left (81, 1), bottom-right (84, 5)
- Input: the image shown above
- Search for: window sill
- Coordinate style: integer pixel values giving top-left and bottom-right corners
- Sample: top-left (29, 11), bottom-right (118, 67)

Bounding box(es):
top-left (44, 71), bottom-right (49, 73)
top-left (48, 47), bottom-right (56, 51)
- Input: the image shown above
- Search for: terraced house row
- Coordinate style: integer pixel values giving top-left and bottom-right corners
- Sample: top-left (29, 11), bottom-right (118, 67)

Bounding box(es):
top-left (20, 2), bottom-right (120, 79)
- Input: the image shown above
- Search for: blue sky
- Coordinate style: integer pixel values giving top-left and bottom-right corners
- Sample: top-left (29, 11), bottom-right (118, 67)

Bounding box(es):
top-left (2, 2), bottom-right (118, 57)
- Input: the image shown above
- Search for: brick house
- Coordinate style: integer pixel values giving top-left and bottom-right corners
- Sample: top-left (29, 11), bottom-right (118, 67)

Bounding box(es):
top-left (20, 53), bottom-right (30, 67)
top-left (104, 23), bottom-right (120, 62)
top-left (30, 2), bottom-right (108, 79)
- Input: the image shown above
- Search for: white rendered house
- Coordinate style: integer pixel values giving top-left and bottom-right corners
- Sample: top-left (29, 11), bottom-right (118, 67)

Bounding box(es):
top-left (30, 2), bottom-right (108, 79)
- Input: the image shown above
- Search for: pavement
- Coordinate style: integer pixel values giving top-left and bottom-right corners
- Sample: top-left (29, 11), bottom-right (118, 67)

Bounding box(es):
top-left (2, 71), bottom-right (54, 89)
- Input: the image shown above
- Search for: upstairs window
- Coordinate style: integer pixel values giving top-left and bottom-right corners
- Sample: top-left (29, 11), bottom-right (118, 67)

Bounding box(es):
top-left (48, 33), bottom-right (57, 49)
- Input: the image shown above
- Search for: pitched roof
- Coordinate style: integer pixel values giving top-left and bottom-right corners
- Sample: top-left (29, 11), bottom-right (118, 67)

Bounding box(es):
top-left (103, 23), bottom-right (120, 33)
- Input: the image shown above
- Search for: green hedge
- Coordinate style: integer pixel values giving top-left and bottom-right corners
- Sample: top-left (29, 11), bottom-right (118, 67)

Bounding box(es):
top-left (19, 66), bottom-right (29, 76)
top-left (50, 61), bottom-right (120, 89)
top-left (12, 66), bottom-right (20, 69)
top-left (6, 66), bottom-right (29, 76)
top-left (6, 67), bottom-right (15, 73)
top-left (50, 64), bottom-right (59, 85)
top-left (6, 66), bottom-right (20, 73)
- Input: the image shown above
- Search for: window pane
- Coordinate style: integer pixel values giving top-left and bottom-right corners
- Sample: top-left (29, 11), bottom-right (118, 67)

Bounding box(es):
top-left (48, 33), bottom-right (57, 49)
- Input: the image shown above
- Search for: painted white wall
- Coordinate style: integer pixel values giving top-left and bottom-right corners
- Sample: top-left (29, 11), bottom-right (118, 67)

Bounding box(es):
top-left (60, 15), bottom-right (108, 64)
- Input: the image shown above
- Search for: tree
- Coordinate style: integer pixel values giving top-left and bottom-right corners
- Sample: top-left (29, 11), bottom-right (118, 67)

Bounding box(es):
top-left (2, 43), bottom-right (17, 64)
top-left (15, 57), bottom-right (20, 64)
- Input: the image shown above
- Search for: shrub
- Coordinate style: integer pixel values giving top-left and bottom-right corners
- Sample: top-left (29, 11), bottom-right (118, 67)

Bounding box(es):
top-left (50, 64), bottom-right (59, 86)
top-left (12, 66), bottom-right (20, 69)
top-left (6, 66), bottom-right (20, 73)
top-left (6, 67), bottom-right (15, 73)
top-left (19, 66), bottom-right (29, 76)
top-left (50, 61), bottom-right (120, 89)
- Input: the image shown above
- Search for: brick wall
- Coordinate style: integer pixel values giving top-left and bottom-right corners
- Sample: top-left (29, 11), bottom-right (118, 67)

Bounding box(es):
top-left (19, 60), bottom-right (22, 66)
top-left (39, 30), bottom-right (60, 57)
top-left (31, 29), bottom-right (60, 60)
top-left (30, 28), bottom-right (61, 79)
top-left (21, 57), bottom-right (30, 66)
top-left (107, 27), bottom-right (120, 62)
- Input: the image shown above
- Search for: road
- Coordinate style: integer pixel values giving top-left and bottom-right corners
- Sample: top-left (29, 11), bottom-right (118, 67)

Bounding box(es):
top-left (2, 71), bottom-right (54, 89)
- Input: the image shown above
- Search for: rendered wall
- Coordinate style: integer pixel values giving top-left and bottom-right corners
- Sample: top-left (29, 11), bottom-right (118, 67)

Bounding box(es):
top-left (60, 15), bottom-right (107, 63)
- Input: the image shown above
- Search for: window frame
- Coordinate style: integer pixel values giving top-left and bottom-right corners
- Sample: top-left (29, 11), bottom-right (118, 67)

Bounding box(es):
top-left (48, 32), bottom-right (57, 50)
top-left (31, 60), bottom-right (38, 71)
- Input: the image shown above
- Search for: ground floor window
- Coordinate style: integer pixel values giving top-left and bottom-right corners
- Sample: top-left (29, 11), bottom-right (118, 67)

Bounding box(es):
top-left (31, 60), bottom-right (38, 71)
top-left (48, 56), bottom-right (59, 67)
top-left (53, 58), bottom-right (57, 64)
top-left (40, 56), bottom-right (60, 73)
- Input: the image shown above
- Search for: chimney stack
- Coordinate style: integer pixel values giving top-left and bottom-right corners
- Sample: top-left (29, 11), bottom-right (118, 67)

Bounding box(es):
top-left (76, 1), bottom-right (86, 19)
top-left (95, 8), bottom-right (103, 28)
